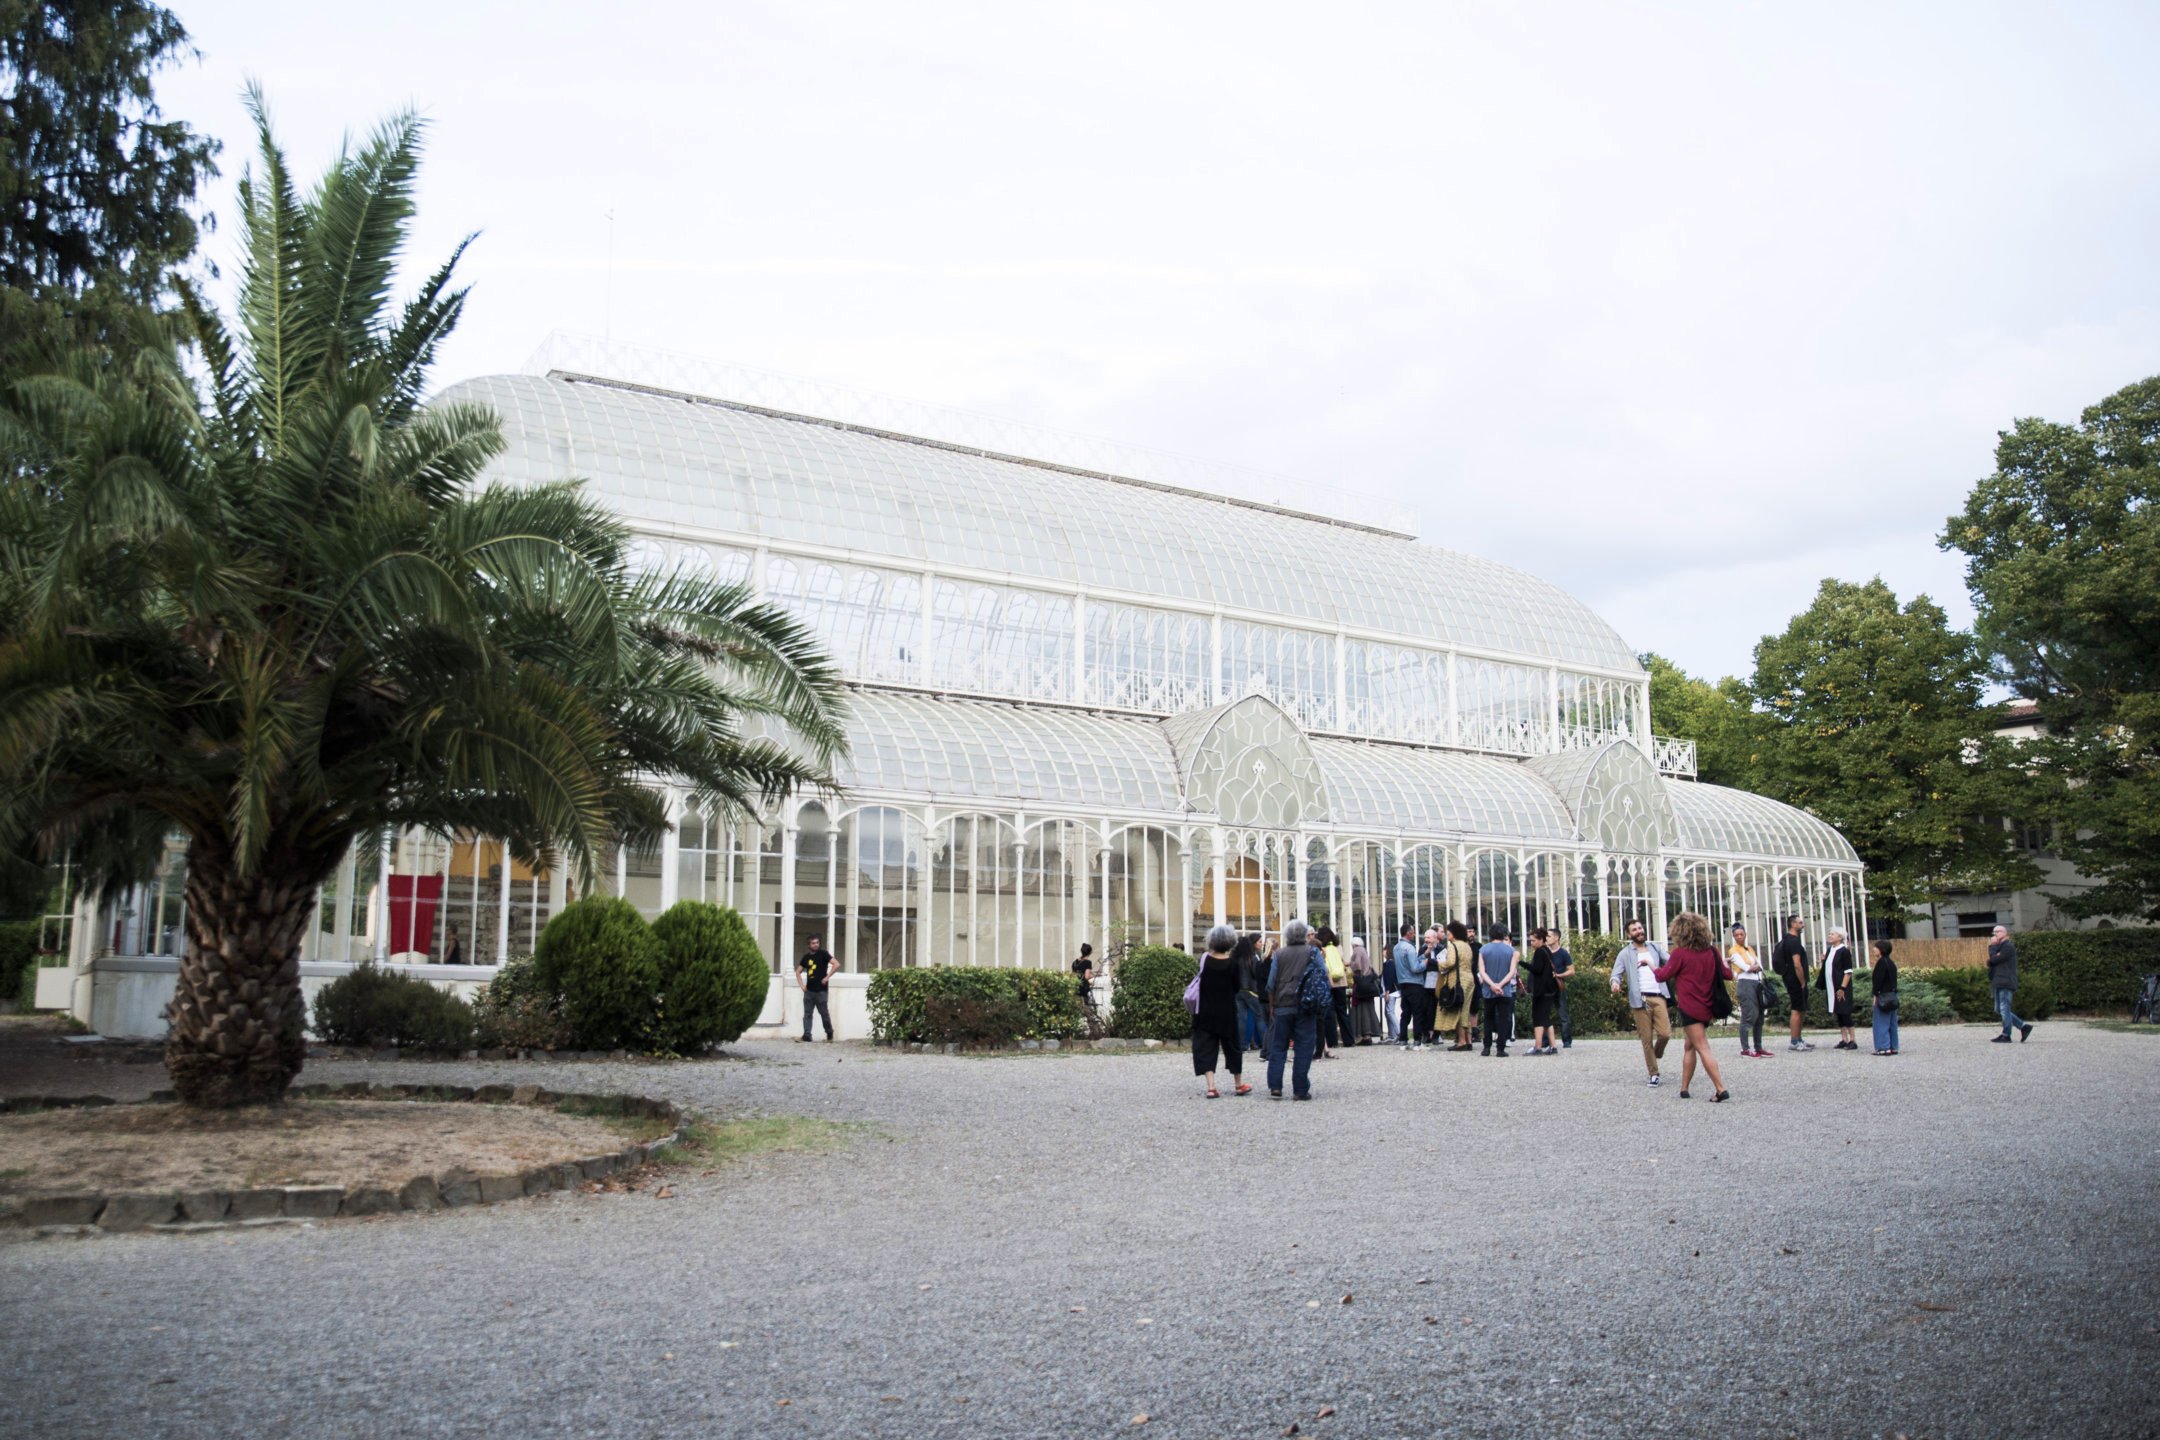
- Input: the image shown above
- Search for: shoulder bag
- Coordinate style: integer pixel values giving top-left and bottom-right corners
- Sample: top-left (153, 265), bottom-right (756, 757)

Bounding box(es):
top-left (1437, 945), bottom-right (1465, 1011)
top-left (1183, 962), bottom-right (1204, 1015)
top-left (1708, 954), bottom-right (1734, 1021)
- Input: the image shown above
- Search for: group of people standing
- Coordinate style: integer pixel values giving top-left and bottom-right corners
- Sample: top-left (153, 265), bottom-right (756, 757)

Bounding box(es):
top-left (1186, 917), bottom-right (1584, 1099)
top-left (1187, 908), bottom-right (2030, 1102)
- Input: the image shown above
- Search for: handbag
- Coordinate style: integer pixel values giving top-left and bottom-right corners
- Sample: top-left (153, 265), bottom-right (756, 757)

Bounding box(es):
top-left (1436, 944), bottom-right (1465, 1010)
top-left (1874, 991), bottom-right (1899, 1012)
top-left (1708, 960), bottom-right (1734, 1021)
top-left (1183, 963), bottom-right (1204, 1015)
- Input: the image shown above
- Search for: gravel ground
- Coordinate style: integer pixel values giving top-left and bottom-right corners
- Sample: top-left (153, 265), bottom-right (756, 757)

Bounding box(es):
top-left (3, 1022), bottom-right (2158, 1439)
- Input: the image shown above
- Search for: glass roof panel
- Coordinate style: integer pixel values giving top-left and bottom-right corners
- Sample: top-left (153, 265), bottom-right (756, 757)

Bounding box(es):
top-left (1312, 740), bottom-right (1580, 843)
top-left (439, 373), bottom-right (1642, 672)
top-left (1663, 781), bottom-right (1860, 864)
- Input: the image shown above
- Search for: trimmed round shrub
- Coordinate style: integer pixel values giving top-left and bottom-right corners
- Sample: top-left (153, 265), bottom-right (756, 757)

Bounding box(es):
top-left (1109, 945), bottom-right (1198, 1040)
top-left (864, 967), bottom-right (1084, 1045)
top-left (472, 955), bottom-right (575, 1051)
top-left (649, 900), bottom-right (770, 1053)
top-left (311, 962), bottom-right (475, 1051)
top-left (532, 896), bottom-right (664, 1051)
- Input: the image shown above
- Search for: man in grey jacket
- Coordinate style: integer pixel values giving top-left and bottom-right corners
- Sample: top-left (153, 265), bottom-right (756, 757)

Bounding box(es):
top-left (1988, 924), bottom-right (2034, 1043)
top-left (1266, 920), bottom-right (1326, 1099)
top-left (1608, 917), bottom-right (1672, 1086)
top-left (1392, 924), bottom-right (1426, 1048)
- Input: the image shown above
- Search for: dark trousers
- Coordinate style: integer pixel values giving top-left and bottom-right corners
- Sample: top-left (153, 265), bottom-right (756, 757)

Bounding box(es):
top-left (802, 988), bottom-right (832, 1040)
top-left (1330, 990), bottom-right (1353, 1047)
top-left (1266, 1010), bottom-right (1317, 1097)
top-left (1235, 992), bottom-right (1265, 1051)
top-left (1481, 993), bottom-right (1515, 1052)
top-left (1401, 986), bottom-right (1428, 1043)
top-left (1556, 988), bottom-right (1572, 1047)
top-left (1192, 1029), bottom-right (1242, 1077)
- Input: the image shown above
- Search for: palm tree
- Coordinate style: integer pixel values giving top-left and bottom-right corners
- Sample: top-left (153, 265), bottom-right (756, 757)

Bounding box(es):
top-left (0, 94), bottom-right (846, 1106)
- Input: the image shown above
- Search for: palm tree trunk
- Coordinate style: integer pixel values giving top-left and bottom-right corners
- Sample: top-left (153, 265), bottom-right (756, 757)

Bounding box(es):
top-left (165, 847), bottom-right (319, 1107)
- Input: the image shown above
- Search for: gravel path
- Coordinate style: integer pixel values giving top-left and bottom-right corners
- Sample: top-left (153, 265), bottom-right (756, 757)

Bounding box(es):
top-left (4, 1023), bottom-right (2158, 1438)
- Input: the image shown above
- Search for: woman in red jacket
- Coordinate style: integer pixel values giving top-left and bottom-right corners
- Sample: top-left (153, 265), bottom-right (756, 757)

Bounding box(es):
top-left (1652, 911), bottom-right (1732, 1102)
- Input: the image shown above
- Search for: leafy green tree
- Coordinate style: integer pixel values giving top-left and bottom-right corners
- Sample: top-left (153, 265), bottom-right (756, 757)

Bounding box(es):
top-left (1747, 578), bottom-right (2037, 922)
top-left (1942, 374), bottom-right (2160, 919)
top-left (0, 1), bottom-right (219, 355)
top-left (1640, 652), bottom-right (1764, 789)
top-left (0, 98), bottom-right (846, 1105)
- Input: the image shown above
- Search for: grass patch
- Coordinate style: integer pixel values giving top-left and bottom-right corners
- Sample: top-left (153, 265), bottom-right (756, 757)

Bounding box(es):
top-left (652, 1114), bottom-right (865, 1167)
top-left (2079, 1019), bottom-right (2160, 1036)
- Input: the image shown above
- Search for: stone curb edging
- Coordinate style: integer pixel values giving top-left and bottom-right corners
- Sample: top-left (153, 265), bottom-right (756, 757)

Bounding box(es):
top-left (0, 1082), bottom-right (686, 1235)
top-left (880, 1037), bottom-right (1170, 1054)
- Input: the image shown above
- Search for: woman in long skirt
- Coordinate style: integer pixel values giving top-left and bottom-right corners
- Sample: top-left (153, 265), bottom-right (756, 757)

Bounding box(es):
top-left (1191, 924), bottom-right (1250, 1098)
top-left (1348, 938), bottom-right (1382, 1043)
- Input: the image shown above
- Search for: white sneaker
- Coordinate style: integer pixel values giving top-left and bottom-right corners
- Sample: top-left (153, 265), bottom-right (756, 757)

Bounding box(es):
top-left (1648, 1074), bottom-right (1661, 1087)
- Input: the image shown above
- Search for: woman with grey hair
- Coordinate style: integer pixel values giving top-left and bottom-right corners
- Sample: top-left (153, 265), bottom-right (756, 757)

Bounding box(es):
top-left (1191, 923), bottom-right (1250, 1098)
top-left (1824, 927), bottom-right (1859, 1050)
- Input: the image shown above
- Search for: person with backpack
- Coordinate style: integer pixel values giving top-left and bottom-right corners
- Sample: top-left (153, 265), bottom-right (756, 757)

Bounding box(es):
top-left (1264, 919), bottom-right (1328, 1100)
top-left (1608, 916), bottom-right (1673, 1086)
top-left (1189, 925), bottom-right (1249, 1099)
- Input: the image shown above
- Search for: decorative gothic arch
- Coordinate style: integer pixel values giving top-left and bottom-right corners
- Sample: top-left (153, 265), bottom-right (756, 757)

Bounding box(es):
top-left (1161, 694), bottom-right (1329, 829)
top-left (1526, 739), bottom-right (1675, 855)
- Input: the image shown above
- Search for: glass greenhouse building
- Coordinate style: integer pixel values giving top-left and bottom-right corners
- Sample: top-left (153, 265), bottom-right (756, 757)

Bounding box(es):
top-left (59, 367), bottom-right (1864, 1035)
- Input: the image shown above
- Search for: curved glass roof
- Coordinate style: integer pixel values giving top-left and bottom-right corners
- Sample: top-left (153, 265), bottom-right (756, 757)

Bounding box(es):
top-left (1663, 781), bottom-right (1860, 864)
top-left (834, 692), bottom-right (1183, 814)
top-left (438, 372), bottom-right (1642, 673)
top-left (1314, 740), bottom-right (1580, 843)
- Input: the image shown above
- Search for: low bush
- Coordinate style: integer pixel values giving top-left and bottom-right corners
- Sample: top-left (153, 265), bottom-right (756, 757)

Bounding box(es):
top-left (471, 956), bottom-right (575, 1051)
top-left (1555, 933), bottom-right (1634, 1037)
top-left (649, 900), bottom-right (770, 1053)
top-left (1892, 975), bottom-right (1956, 1026)
top-left (311, 962), bottom-right (476, 1051)
top-left (532, 897), bottom-right (665, 1051)
top-left (924, 993), bottom-right (1033, 1046)
top-left (866, 966), bottom-right (1085, 1045)
top-left (1109, 945), bottom-right (1198, 1040)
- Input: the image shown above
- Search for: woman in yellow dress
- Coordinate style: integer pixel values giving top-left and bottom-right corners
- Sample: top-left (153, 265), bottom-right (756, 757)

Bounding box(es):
top-left (1429, 920), bottom-right (1479, 1050)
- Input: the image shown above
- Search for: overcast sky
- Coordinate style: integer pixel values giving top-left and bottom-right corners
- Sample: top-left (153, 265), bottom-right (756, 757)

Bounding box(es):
top-left (161, 0), bottom-right (2160, 681)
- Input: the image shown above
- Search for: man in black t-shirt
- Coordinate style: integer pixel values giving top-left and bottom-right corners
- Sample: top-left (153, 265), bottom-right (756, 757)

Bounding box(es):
top-left (1771, 915), bottom-right (1814, 1052)
top-left (1546, 929), bottom-right (1576, 1048)
top-left (796, 937), bottom-right (836, 1042)
top-left (1071, 943), bottom-right (1096, 1013)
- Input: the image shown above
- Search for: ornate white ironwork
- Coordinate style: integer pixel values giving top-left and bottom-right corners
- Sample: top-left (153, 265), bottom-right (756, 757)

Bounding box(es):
top-left (1652, 735), bottom-right (1699, 779)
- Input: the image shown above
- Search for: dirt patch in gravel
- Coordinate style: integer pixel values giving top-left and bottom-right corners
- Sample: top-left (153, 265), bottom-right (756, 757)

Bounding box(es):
top-left (0, 1099), bottom-right (665, 1198)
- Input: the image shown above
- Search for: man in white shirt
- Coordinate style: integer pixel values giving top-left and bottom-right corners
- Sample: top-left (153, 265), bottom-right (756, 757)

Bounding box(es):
top-left (1607, 916), bottom-right (1672, 1087)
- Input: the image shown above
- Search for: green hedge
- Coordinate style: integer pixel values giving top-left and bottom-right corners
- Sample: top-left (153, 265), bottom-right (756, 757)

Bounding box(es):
top-left (1912, 965), bottom-right (2056, 1023)
top-left (311, 963), bottom-right (476, 1050)
top-left (865, 967), bottom-right (1085, 1045)
top-left (2015, 928), bottom-right (2160, 1012)
top-left (532, 896), bottom-right (664, 1051)
top-left (649, 900), bottom-right (769, 1053)
top-left (1109, 945), bottom-right (1198, 1040)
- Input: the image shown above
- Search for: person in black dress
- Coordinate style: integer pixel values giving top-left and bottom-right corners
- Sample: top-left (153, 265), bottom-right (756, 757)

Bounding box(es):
top-left (1527, 927), bottom-right (1560, 1054)
top-left (1192, 924), bottom-right (1249, 1098)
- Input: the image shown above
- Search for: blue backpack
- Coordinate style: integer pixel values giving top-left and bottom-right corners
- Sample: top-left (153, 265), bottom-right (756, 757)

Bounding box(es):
top-left (1298, 953), bottom-right (1331, 1012)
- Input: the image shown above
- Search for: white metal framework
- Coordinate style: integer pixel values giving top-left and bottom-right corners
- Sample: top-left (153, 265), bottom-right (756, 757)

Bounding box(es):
top-left (84, 370), bottom-right (1864, 977)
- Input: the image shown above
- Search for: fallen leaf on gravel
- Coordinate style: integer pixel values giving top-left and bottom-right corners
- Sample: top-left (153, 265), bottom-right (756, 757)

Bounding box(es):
top-left (1914, 1302), bottom-right (1956, 1313)
top-left (654, 1186), bottom-right (674, 1199)
top-left (718, 1342), bottom-right (737, 1349)
top-left (1282, 1424), bottom-right (1300, 1436)
top-left (1069, 1306), bottom-right (1086, 1313)
top-left (661, 1353), bottom-right (673, 1361)
top-left (918, 1283), bottom-right (932, 1290)
top-left (1779, 1246), bottom-right (1797, 1255)
top-left (1137, 1318), bottom-right (1153, 1325)
top-left (1317, 1405), bottom-right (1336, 1418)
top-left (881, 1395), bottom-right (900, 1402)
top-left (777, 1399), bottom-right (790, 1406)
top-left (1415, 1277), bottom-right (1431, 1285)
top-left (1339, 1294), bottom-right (1352, 1305)
top-left (1423, 1317), bottom-right (1437, 1325)
top-left (1305, 1301), bottom-right (1321, 1309)
top-left (1131, 1413), bottom-right (1150, 1425)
